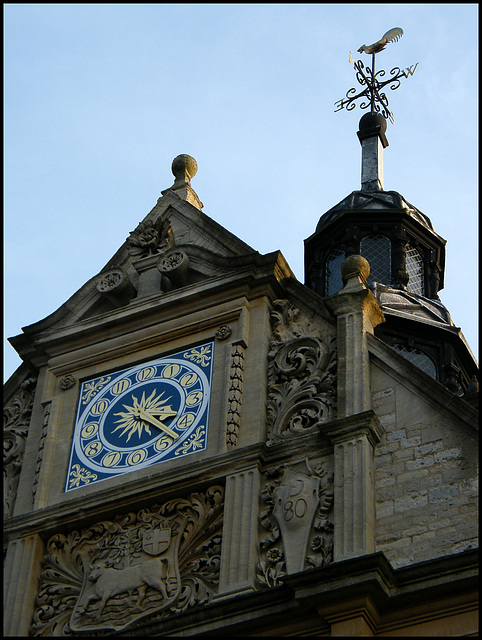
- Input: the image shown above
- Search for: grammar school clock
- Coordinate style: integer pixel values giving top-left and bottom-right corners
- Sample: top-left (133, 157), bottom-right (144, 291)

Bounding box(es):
top-left (65, 342), bottom-right (214, 492)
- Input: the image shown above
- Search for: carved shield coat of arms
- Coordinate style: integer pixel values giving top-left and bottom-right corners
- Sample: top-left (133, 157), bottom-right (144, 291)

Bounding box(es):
top-left (70, 516), bottom-right (187, 633)
top-left (30, 487), bottom-right (224, 636)
top-left (142, 527), bottom-right (171, 556)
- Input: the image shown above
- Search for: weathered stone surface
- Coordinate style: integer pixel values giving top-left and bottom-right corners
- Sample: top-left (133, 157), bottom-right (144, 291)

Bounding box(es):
top-left (370, 336), bottom-right (478, 569)
top-left (4, 154), bottom-right (478, 637)
top-left (30, 486), bottom-right (223, 635)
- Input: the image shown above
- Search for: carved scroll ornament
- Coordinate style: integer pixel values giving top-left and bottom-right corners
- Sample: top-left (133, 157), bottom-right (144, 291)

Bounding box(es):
top-left (266, 300), bottom-right (336, 441)
top-left (4, 377), bottom-right (37, 518)
top-left (31, 486), bottom-right (224, 635)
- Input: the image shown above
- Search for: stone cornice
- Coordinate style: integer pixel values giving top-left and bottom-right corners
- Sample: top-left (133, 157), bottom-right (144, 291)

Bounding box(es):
top-left (3, 442), bottom-right (269, 542)
top-left (113, 550), bottom-right (478, 637)
top-left (8, 251), bottom-right (295, 371)
top-left (319, 410), bottom-right (384, 447)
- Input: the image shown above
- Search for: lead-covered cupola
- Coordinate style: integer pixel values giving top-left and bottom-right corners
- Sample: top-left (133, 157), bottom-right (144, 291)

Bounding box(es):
top-left (305, 110), bottom-right (446, 302)
top-left (304, 32), bottom-right (477, 396)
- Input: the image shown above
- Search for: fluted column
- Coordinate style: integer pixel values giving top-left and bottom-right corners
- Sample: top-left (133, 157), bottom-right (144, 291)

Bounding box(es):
top-left (321, 412), bottom-right (383, 561)
top-left (218, 467), bottom-right (261, 596)
top-left (4, 534), bottom-right (44, 636)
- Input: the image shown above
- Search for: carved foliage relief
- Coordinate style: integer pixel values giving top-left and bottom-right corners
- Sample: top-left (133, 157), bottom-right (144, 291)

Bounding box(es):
top-left (225, 342), bottom-right (245, 449)
top-left (258, 459), bottom-right (334, 587)
top-left (31, 486), bottom-right (224, 635)
top-left (127, 216), bottom-right (174, 258)
top-left (4, 376), bottom-right (37, 518)
top-left (267, 300), bottom-right (336, 441)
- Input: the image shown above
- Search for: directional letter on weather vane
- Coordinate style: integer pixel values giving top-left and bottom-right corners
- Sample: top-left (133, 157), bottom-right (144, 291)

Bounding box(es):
top-left (334, 27), bottom-right (418, 124)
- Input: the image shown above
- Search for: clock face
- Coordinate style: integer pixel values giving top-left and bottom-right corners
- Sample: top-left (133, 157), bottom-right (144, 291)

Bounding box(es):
top-left (65, 342), bottom-right (214, 492)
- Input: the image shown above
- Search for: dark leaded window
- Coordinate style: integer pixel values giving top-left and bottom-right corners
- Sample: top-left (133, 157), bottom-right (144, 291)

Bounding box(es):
top-left (325, 245), bottom-right (345, 296)
top-left (360, 234), bottom-right (391, 286)
top-left (392, 344), bottom-right (437, 379)
top-left (406, 245), bottom-right (424, 295)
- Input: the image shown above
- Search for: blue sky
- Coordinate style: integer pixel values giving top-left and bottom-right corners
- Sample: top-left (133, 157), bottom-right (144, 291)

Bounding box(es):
top-left (4, 3), bottom-right (478, 381)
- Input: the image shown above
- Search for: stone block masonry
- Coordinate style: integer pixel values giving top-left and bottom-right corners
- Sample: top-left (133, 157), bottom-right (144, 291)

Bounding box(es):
top-left (372, 387), bottom-right (478, 569)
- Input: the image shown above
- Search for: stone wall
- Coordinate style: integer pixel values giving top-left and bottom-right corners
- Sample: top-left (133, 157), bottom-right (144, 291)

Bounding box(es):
top-left (372, 371), bottom-right (478, 569)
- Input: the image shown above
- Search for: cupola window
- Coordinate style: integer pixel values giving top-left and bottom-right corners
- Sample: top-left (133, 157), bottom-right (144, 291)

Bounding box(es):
top-left (360, 234), bottom-right (391, 286)
top-left (406, 245), bottom-right (424, 295)
top-left (325, 245), bottom-right (345, 295)
top-left (392, 343), bottom-right (437, 379)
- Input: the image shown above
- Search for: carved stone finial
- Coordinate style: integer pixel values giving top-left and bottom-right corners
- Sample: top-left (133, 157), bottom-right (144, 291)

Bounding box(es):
top-left (157, 250), bottom-right (190, 287)
top-left (171, 154), bottom-right (198, 184)
top-left (339, 255), bottom-right (370, 292)
top-left (168, 154), bottom-right (203, 209)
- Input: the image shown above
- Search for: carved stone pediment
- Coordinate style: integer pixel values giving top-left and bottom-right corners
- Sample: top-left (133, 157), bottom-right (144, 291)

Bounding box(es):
top-left (31, 486), bottom-right (224, 635)
top-left (266, 300), bottom-right (337, 441)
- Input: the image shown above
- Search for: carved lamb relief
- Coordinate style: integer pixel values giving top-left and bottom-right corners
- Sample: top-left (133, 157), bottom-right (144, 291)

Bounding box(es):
top-left (266, 299), bottom-right (337, 441)
top-left (258, 458), bottom-right (334, 587)
top-left (31, 486), bottom-right (223, 635)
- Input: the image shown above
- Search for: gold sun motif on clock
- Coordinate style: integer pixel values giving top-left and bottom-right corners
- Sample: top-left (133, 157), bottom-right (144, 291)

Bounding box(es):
top-left (112, 389), bottom-right (178, 442)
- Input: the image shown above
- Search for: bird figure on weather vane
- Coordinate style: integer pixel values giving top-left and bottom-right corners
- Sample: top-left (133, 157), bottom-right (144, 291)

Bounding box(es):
top-left (335, 27), bottom-right (418, 124)
top-left (357, 27), bottom-right (404, 55)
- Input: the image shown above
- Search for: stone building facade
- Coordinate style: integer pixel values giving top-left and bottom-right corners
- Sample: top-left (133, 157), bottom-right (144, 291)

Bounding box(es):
top-left (4, 120), bottom-right (478, 636)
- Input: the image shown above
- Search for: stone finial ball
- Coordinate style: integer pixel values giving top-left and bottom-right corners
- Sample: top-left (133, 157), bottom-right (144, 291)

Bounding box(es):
top-left (341, 254), bottom-right (370, 283)
top-left (171, 154), bottom-right (198, 181)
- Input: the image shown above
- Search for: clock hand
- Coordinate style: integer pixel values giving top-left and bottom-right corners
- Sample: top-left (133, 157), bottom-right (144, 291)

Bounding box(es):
top-left (137, 408), bottom-right (179, 440)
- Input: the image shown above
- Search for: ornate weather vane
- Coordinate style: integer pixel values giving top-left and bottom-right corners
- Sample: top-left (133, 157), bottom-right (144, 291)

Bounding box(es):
top-left (335, 27), bottom-right (418, 124)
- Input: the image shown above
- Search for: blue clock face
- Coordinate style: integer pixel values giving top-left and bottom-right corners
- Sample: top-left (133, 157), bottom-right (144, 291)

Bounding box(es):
top-left (65, 342), bottom-right (214, 492)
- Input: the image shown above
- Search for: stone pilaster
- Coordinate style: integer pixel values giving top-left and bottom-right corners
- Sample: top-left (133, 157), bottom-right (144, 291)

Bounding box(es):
top-left (3, 534), bottom-right (44, 636)
top-left (323, 255), bottom-right (384, 561)
top-left (321, 411), bottom-right (383, 561)
top-left (326, 255), bottom-right (385, 419)
top-left (218, 467), bottom-right (261, 596)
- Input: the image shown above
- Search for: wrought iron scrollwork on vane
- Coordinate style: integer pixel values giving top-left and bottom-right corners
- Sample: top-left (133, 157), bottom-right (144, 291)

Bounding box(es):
top-left (334, 27), bottom-right (418, 124)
